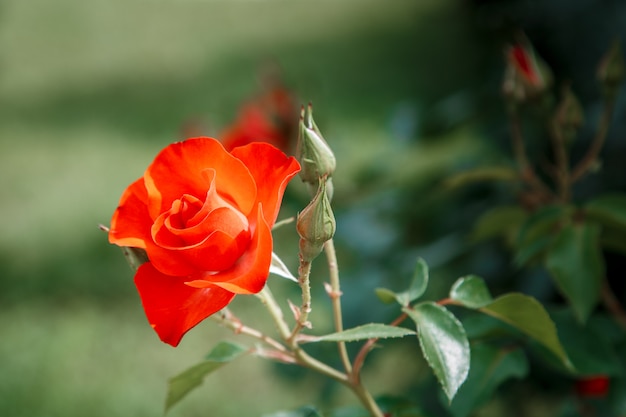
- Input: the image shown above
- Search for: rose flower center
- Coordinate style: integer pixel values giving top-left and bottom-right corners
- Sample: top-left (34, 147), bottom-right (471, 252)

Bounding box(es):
top-left (151, 179), bottom-right (252, 272)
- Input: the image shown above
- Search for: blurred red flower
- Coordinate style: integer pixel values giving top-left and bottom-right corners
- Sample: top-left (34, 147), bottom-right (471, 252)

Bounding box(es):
top-left (109, 137), bottom-right (300, 346)
top-left (220, 72), bottom-right (298, 153)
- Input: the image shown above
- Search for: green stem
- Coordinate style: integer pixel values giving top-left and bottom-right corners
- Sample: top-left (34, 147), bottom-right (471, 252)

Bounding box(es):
top-left (352, 312), bottom-right (407, 381)
top-left (548, 120), bottom-right (571, 203)
top-left (571, 99), bottom-right (615, 182)
top-left (256, 286), bottom-right (292, 340)
top-left (292, 348), bottom-right (349, 384)
top-left (256, 285), bottom-right (348, 383)
top-left (272, 216), bottom-right (295, 230)
top-left (256, 272), bottom-right (383, 416)
top-left (601, 280), bottom-right (626, 331)
top-left (211, 309), bottom-right (287, 352)
top-left (508, 110), bottom-right (554, 201)
top-left (324, 239), bottom-right (352, 374)
top-left (350, 383), bottom-right (385, 417)
top-left (289, 257), bottom-right (312, 341)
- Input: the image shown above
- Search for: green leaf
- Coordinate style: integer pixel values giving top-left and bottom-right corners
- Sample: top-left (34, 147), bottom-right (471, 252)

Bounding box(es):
top-left (599, 226), bottom-right (626, 255)
top-left (461, 313), bottom-right (520, 340)
top-left (445, 166), bottom-right (518, 189)
top-left (545, 222), bottom-right (604, 323)
top-left (514, 235), bottom-right (554, 267)
top-left (375, 287), bottom-right (399, 304)
top-left (546, 310), bottom-right (621, 376)
top-left (514, 205), bottom-right (568, 266)
top-left (517, 205), bottom-right (568, 246)
top-left (585, 193), bottom-right (626, 230)
top-left (262, 406), bottom-right (323, 417)
top-left (471, 205), bottom-right (527, 243)
top-left (312, 323), bottom-right (416, 342)
top-left (375, 258), bottom-right (429, 306)
top-left (396, 258), bottom-right (429, 305)
top-left (479, 294), bottom-right (572, 370)
top-left (405, 302), bottom-right (470, 401)
top-left (165, 341), bottom-right (247, 412)
top-left (449, 275), bottom-right (493, 308)
top-left (448, 345), bottom-right (528, 417)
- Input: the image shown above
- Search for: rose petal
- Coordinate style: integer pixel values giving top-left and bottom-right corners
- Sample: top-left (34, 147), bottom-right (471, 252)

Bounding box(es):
top-left (185, 204), bottom-right (272, 294)
top-left (150, 205), bottom-right (250, 273)
top-left (134, 263), bottom-right (235, 347)
top-left (154, 203), bottom-right (248, 249)
top-left (230, 143), bottom-right (300, 226)
top-left (109, 178), bottom-right (151, 248)
top-left (143, 138), bottom-right (257, 219)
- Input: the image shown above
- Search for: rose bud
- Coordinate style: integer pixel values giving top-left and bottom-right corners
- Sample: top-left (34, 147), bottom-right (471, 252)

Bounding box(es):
top-left (296, 104), bottom-right (336, 190)
top-left (297, 179), bottom-right (336, 262)
top-left (597, 41), bottom-right (625, 97)
top-left (503, 40), bottom-right (552, 103)
top-left (554, 85), bottom-right (584, 143)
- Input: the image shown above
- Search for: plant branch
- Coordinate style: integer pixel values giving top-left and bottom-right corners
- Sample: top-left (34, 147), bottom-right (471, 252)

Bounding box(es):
top-left (211, 309), bottom-right (287, 352)
top-left (601, 280), bottom-right (626, 331)
top-left (256, 284), bottom-right (349, 384)
top-left (289, 257), bottom-right (313, 341)
top-left (352, 312), bottom-right (408, 383)
top-left (548, 120), bottom-right (571, 203)
top-left (571, 99), bottom-right (616, 182)
top-left (324, 238), bottom-right (353, 374)
top-left (508, 110), bottom-right (554, 200)
top-left (256, 285), bottom-right (292, 341)
top-left (272, 216), bottom-right (295, 230)
top-left (255, 259), bottom-right (383, 417)
top-left (292, 348), bottom-right (349, 384)
top-left (349, 383), bottom-right (386, 417)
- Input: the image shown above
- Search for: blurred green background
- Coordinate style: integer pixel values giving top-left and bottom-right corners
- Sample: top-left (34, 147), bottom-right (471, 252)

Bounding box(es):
top-left (1, 0), bottom-right (625, 416)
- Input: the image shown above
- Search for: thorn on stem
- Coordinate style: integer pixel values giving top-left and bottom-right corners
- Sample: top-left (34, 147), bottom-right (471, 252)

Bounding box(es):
top-left (324, 282), bottom-right (343, 299)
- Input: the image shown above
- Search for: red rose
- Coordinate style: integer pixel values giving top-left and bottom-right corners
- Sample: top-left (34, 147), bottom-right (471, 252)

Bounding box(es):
top-left (109, 137), bottom-right (300, 346)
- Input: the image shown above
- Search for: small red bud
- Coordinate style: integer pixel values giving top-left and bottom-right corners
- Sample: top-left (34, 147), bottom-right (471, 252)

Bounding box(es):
top-left (502, 37), bottom-right (552, 103)
top-left (575, 375), bottom-right (610, 398)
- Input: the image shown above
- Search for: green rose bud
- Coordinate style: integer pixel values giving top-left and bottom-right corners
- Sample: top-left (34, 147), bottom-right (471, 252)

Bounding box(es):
top-left (296, 179), bottom-right (336, 262)
top-left (554, 86), bottom-right (584, 144)
top-left (597, 41), bottom-right (625, 97)
top-left (296, 104), bottom-right (336, 188)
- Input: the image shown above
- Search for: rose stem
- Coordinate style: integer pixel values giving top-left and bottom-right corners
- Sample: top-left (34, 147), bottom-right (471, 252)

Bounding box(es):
top-left (289, 257), bottom-right (312, 341)
top-left (352, 312), bottom-right (407, 382)
top-left (323, 238), bottom-right (352, 374)
top-left (508, 109), bottom-right (554, 200)
top-left (257, 285), bottom-right (292, 340)
top-left (548, 119), bottom-right (571, 203)
top-left (272, 216), bottom-right (295, 230)
top-left (258, 280), bottom-right (384, 416)
top-left (211, 309), bottom-right (288, 352)
top-left (601, 280), bottom-right (626, 330)
top-left (256, 286), bottom-right (347, 383)
top-left (571, 98), bottom-right (616, 182)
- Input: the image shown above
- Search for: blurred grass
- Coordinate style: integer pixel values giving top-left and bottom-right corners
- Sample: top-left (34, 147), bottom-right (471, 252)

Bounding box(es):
top-left (0, 0), bottom-right (488, 416)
